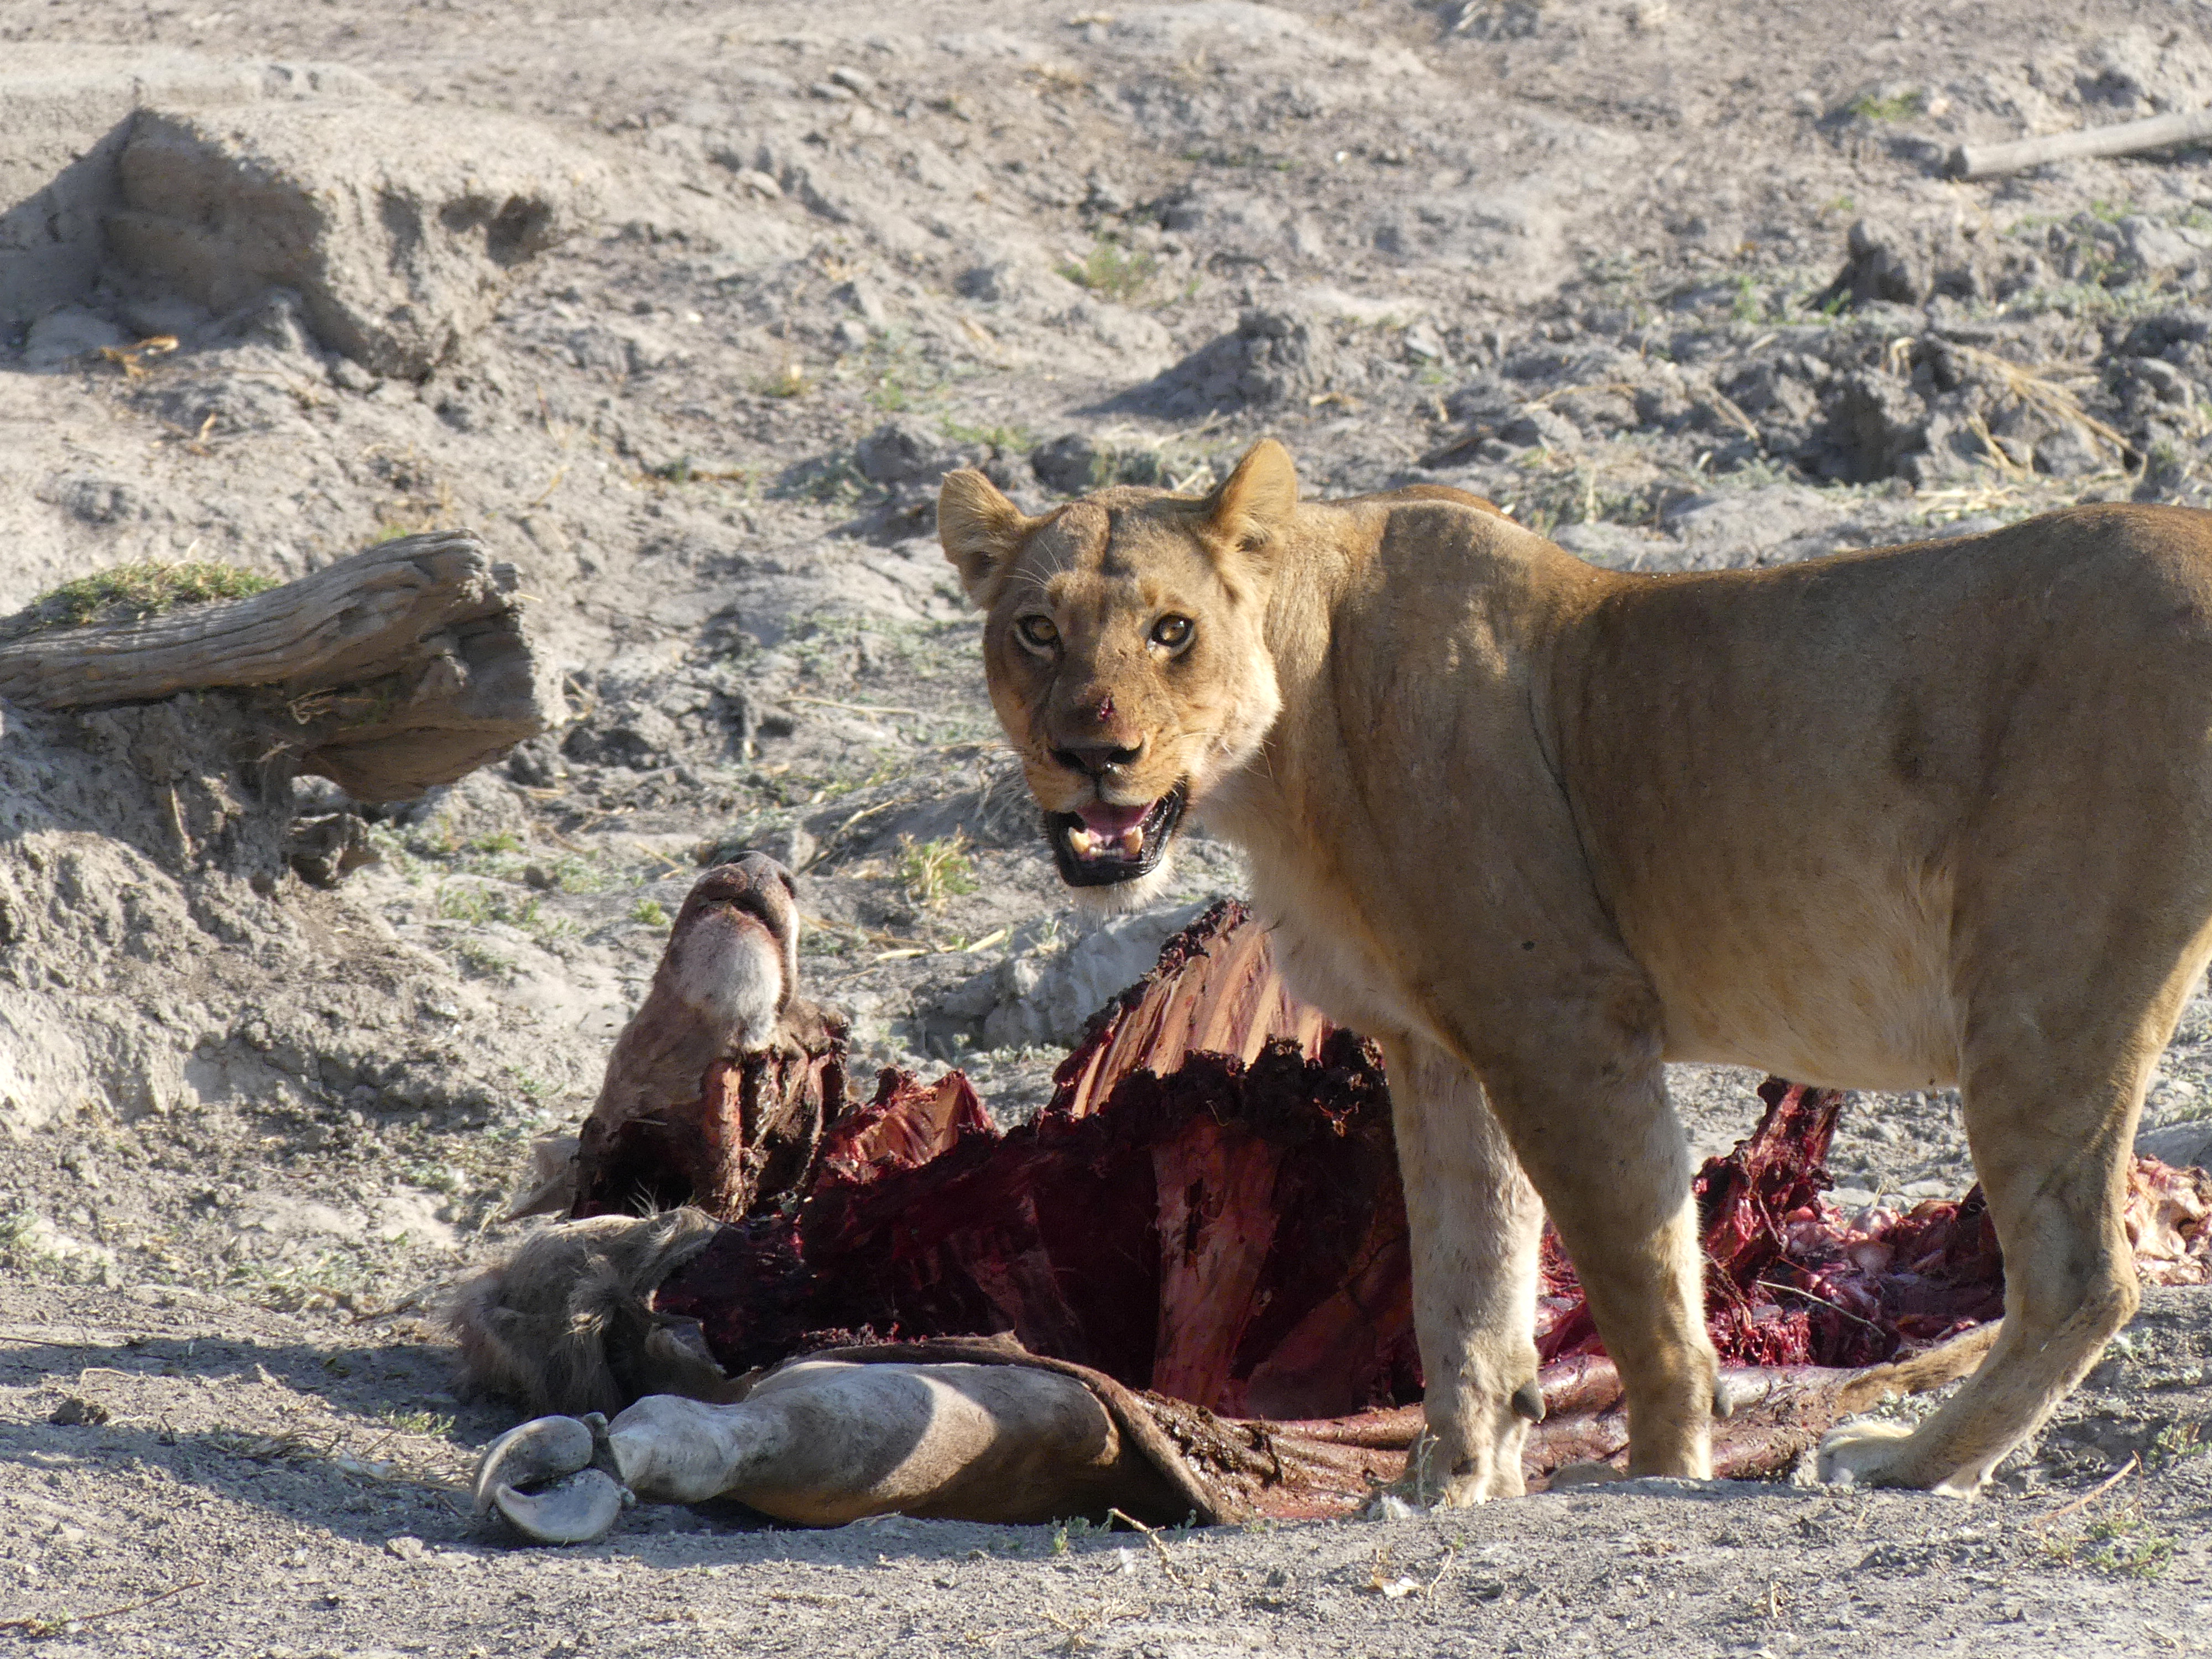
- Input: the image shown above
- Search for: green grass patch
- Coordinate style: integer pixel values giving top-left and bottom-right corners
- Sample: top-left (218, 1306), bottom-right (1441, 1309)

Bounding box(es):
top-left (378, 1407), bottom-right (457, 1437)
top-left (754, 361), bottom-right (814, 399)
top-left (940, 418), bottom-right (1033, 453)
top-left (2078, 1510), bottom-right (2177, 1579)
top-left (434, 882), bottom-right (541, 930)
top-left (1060, 239), bottom-right (1157, 303)
top-left (14, 559), bottom-right (278, 634)
top-left (1995, 279), bottom-right (2175, 322)
top-left (452, 938), bottom-right (516, 978)
top-left (1846, 88), bottom-right (1923, 123)
top-left (2151, 1420), bottom-right (2208, 1466)
top-left (896, 832), bottom-right (978, 909)
top-left (542, 854), bottom-right (612, 895)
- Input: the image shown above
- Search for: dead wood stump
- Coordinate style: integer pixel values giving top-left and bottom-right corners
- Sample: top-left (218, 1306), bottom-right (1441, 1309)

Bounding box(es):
top-left (0, 530), bottom-right (554, 800)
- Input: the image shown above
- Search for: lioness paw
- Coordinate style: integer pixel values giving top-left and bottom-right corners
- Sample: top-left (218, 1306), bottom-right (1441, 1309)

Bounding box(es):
top-left (1547, 1460), bottom-right (1629, 1490)
top-left (1817, 1420), bottom-right (1986, 1497)
top-left (1383, 1426), bottom-right (1528, 1509)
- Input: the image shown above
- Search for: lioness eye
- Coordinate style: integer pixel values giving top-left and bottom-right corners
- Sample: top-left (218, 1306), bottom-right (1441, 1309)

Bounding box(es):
top-left (1150, 614), bottom-right (1193, 650)
top-left (1016, 615), bottom-right (1060, 651)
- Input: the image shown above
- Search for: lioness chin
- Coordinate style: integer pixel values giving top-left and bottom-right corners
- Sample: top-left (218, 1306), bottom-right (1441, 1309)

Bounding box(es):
top-left (940, 440), bottom-right (2212, 1503)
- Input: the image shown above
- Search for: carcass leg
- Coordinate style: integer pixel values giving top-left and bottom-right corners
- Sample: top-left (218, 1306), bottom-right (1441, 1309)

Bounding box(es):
top-left (607, 1360), bottom-right (1141, 1526)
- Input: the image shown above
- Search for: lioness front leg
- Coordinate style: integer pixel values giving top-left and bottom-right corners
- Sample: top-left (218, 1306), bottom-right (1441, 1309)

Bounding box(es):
top-left (1482, 1045), bottom-right (1718, 1481)
top-left (1380, 1036), bottom-right (1545, 1504)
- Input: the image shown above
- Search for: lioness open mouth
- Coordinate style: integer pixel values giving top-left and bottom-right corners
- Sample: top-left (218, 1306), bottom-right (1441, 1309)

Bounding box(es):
top-left (1046, 784), bottom-right (1187, 887)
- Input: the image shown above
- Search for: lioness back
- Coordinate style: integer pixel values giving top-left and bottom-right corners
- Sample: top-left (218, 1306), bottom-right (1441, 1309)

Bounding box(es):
top-left (1550, 504), bottom-right (2212, 1087)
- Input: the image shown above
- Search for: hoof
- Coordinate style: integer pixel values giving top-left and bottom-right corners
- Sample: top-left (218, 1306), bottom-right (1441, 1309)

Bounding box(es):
top-left (491, 1467), bottom-right (630, 1546)
top-left (473, 1416), bottom-right (594, 1515)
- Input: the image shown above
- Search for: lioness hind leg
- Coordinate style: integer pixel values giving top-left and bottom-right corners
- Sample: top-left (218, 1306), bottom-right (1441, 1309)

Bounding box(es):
top-left (1818, 1010), bottom-right (2171, 1495)
top-left (1381, 1037), bottom-right (1546, 1505)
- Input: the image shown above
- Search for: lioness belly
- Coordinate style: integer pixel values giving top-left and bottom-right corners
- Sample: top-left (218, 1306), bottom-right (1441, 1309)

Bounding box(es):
top-left (1639, 877), bottom-right (1963, 1093)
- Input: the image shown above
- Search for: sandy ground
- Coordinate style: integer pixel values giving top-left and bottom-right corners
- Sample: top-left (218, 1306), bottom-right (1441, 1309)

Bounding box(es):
top-left (4, 0), bottom-right (2212, 1651)
top-left (4, 1277), bottom-right (2210, 1657)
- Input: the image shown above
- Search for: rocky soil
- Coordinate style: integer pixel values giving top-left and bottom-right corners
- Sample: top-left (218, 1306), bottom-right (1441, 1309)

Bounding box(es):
top-left (3, 0), bottom-right (2212, 1652)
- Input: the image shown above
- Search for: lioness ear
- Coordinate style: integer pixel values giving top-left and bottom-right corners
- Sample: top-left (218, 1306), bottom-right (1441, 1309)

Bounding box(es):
top-left (1204, 439), bottom-right (1299, 555)
top-left (938, 469), bottom-right (1037, 608)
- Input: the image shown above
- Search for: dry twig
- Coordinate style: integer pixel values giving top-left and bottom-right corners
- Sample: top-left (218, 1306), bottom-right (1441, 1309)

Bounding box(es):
top-left (0, 1576), bottom-right (206, 1637)
top-left (1106, 1508), bottom-right (1197, 1587)
top-left (1953, 106), bottom-right (2212, 179)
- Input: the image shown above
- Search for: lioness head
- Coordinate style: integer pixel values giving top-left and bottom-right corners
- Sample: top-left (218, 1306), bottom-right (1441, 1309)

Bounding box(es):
top-left (938, 440), bottom-right (1297, 905)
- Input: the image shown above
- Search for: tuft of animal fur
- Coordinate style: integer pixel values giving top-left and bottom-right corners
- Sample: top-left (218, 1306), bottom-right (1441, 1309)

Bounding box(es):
top-left (448, 1207), bottom-right (733, 1417)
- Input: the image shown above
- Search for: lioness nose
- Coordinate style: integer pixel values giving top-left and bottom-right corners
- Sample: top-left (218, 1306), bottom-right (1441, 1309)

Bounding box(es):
top-left (1051, 740), bottom-right (1143, 776)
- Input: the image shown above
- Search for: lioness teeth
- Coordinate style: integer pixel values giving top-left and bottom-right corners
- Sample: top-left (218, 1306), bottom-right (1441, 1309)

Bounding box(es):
top-left (1067, 822), bottom-right (1146, 860)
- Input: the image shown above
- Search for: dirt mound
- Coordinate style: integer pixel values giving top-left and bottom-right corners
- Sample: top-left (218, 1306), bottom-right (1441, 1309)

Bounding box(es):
top-left (112, 103), bottom-right (606, 380)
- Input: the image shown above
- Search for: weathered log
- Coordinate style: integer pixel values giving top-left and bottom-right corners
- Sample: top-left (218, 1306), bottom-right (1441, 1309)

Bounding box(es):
top-left (0, 531), bottom-right (555, 800)
top-left (1951, 106), bottom-right (2212, 179)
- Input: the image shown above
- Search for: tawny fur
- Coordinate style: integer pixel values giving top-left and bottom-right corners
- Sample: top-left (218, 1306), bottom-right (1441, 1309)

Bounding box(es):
top-left (941, 440), bottom-right (2212, 1501)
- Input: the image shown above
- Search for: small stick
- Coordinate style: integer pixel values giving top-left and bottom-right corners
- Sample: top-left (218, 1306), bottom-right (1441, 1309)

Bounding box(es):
top-left (783, 695), bottom-right (928, 719)
top-left (1106, 1508), bottom-right (1195, 1587)
top-left (1953, 106), bottom-right (2212, 179)
top-left (2038, 1452), bottom-right (2141, 1527)
top-left (1422, 1545), bottom-right (1461, 1598)
top-left (0, 1577), bottom-right (206, 1635)
top-left (1753, 1277), bottom-right (1884, 1332)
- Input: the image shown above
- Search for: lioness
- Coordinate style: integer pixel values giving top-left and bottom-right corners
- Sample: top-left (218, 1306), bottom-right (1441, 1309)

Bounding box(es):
top-left (938, 439), bottom-right (2212, 1501)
